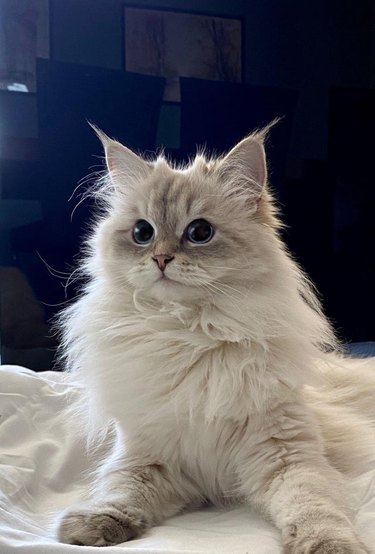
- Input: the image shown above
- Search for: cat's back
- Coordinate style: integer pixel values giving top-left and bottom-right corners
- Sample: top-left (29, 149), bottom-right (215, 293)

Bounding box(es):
top-left (304, 353), bottom-right (375, 476)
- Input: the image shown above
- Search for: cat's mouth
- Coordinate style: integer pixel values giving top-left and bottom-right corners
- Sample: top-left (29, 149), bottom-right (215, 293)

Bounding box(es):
top-left (158, 274), bottom-right (174, 282)
top-left (156, 274), bottom-right (181, 286)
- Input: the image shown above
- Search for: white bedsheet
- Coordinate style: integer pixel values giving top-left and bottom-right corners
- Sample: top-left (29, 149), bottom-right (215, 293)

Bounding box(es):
top-left (0, 365), bottom-right (374, 554)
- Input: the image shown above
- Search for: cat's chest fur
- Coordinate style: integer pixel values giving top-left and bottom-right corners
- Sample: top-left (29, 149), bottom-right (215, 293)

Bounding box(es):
top-left (88, 301), bottom-right (285, 498)
top-left (95, 303), bottom-right (269, 428)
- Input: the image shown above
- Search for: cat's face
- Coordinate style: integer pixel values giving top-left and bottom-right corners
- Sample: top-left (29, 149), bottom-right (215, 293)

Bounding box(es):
top-left (94, 129), bottom-right (278, 304)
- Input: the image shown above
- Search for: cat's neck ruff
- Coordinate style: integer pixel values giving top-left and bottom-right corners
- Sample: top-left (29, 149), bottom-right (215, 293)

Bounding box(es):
top-left (67, 280), bottom-right (320, 438)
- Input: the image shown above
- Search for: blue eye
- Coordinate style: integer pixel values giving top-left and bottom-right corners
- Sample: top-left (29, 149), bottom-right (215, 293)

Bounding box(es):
top-left (186, 219), bottom-right (214, 244)
top-left (132, 220), bottom-right (154, 245)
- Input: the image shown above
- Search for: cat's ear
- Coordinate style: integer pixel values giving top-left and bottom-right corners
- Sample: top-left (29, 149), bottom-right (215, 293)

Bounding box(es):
top-left (90, 124), bottom-right (150, 188)
top-left (218, 131), bottom-right (267, 204)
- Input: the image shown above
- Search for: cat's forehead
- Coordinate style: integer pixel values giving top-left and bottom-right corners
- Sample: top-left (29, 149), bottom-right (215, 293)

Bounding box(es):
top-left (135, 158), bottom-right (220, 227)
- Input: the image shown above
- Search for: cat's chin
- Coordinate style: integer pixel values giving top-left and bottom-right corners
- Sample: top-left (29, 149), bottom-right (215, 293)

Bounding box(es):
top-left (144, 277), bottom-right (204, 304)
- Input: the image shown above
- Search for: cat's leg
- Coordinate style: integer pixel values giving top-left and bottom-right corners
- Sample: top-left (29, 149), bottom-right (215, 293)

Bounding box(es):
top-left (58, 454), bottom-right (196, 546)
top-left (236, 403), bottom-right (372, 554)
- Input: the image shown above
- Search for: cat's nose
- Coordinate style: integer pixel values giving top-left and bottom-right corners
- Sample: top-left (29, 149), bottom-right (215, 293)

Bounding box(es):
top-left (152, 254), bottom-right (175, 272)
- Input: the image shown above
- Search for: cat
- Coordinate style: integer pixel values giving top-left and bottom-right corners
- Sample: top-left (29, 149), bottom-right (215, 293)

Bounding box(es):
top-left (57, 126), bottom-right (375, 553)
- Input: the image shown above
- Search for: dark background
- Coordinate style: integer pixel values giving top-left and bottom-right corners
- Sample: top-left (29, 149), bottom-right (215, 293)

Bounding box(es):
top-left (0, 0), bottom-right (374, 369)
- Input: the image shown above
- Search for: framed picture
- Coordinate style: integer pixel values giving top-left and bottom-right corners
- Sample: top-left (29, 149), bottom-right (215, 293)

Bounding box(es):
top-left (0, 0), bottom-right (50, 93)
top-left (123, 5), bottom-right (243, 102)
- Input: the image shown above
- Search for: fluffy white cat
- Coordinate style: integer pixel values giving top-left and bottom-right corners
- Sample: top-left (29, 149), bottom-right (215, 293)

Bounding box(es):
top-left (57, 127), bottom-right (375, 553)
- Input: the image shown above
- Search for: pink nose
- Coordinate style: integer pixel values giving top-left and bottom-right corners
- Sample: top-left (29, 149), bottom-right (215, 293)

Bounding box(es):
top-left (152, 254), bottom-right (174, 272)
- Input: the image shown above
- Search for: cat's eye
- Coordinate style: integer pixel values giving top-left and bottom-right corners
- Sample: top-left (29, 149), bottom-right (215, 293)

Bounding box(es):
top-left (132, 220), bottom-right (155, 245)
top-left (185, 219), bottom-right (214, 244)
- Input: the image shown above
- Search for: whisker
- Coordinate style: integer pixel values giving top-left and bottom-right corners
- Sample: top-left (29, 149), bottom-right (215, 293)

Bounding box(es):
top-left (70, 190), bottom-right (92, 221)
top-left (215, 281), bottom-right (248, 297)
top-left (64, 267), bottom-right (81, 289)
top-left (205, 265), bottom-right (250, 271)
top-left (37, 251), bottom-right (84, 302)
top-left (41, 295), bottom-right (81, 308)
top-left (193, 279), bottom-right (215, 303)
top-left (203, 284), bottom-right (249, 321)
top-left (203, 281), bottom-right (242, 303)
top-left (62, 268), bottom-right (83, 299)
top-left (37, 251), bottom-right (71, 277)
top-left (67, 166), bottom-right (104, 202)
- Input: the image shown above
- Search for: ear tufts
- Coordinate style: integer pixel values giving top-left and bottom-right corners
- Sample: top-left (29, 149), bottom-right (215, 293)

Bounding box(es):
top-left (89, 123), bottom-right (150, 190)
top-left (249, 117), bottom-right (281, 145)
top-left (217, 119), bottom-right (281, 204)
top-left (218, 134), bottom-right (266, 204)
top-left (88, 122), bottom-right (112, 148)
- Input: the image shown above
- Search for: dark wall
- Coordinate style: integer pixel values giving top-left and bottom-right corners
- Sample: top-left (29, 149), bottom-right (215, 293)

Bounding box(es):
top-left (2, 0), bottom-right (373, 160)
top-left (51, 0), bottom-right (124, 70)
top-left (50, 0), bottom-right (374, 159)
top-left (244, 0), bottom-right (373, 159)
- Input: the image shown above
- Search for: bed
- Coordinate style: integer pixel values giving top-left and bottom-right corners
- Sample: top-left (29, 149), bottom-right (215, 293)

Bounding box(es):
top-left (0, 365), bottom-right (374, 554)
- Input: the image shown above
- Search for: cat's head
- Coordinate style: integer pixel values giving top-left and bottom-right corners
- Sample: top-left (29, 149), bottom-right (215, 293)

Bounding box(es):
top-left (91, 127), bottom-right (282, 304)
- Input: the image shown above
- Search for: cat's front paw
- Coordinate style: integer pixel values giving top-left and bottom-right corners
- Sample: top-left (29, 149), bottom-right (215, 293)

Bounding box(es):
top-left (58, 502), bottom-right (147, 546)
top-left (282, 525), bottom-right (371, 554)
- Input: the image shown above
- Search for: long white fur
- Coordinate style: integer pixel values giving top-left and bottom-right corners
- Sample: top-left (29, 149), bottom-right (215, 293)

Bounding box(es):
top-left (57, 129), bottom-right (375, 552)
